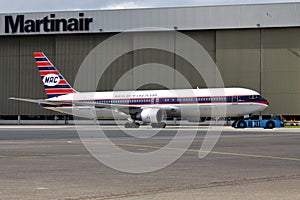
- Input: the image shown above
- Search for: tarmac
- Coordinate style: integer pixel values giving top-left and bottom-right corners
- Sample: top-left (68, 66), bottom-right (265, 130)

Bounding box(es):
top-left (0, 125), bottom-right (299, 199)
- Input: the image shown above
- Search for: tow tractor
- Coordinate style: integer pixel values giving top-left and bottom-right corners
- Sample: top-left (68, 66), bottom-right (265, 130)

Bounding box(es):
top-left (232, 115), bottom-right (284, 129)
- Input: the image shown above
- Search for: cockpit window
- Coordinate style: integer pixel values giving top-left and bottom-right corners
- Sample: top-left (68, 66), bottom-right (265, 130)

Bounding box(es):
top-left (249, 95), bottom-right (261, 99)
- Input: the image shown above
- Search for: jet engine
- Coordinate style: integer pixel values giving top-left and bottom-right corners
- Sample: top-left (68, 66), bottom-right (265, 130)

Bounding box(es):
top-left (136, 108), bottom-right (165, 123)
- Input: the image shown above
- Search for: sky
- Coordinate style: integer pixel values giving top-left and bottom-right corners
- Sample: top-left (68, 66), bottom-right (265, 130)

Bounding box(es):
top-left (0, 0), bottom-right (299, 13)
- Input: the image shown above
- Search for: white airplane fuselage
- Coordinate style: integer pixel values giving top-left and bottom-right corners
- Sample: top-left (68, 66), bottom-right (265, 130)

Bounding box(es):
top-left (43, 87), bottom-right (269, 121)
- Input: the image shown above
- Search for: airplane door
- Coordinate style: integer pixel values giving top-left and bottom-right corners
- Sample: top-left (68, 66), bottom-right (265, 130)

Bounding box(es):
top-left (232, 96), bottom-right (238, 104)
top-left (156, 98), bottom-right (160, 104)
top-left (151, 98), bottom-right (155, 104)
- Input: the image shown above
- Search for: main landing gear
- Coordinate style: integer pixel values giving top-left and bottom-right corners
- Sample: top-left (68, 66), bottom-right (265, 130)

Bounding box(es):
top-left (124, 121), bottom-right (166, 128)
top-left (151, 122), bottom-right (166, 128)
top-left (124, 122), bottom-right (140, 128)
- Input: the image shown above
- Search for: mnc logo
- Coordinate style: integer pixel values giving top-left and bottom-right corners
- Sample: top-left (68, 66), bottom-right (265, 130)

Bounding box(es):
top-left (43, 74), bottom-right (60, 86)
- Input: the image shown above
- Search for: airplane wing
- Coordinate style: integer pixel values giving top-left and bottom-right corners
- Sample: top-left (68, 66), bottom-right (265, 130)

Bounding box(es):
top-left (9, 97), bottom-right (178, 123)
top-left (9, 97), bottom-right (141, 109)
top-left (9, 97), bottom-right (133, 119)
top-left (9, 97), bottom-right (177, 114)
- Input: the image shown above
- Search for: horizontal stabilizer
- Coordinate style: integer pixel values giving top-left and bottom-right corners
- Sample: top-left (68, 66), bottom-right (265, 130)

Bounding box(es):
top-left (9, 97), bottom-right (67, 106)
top-left (9, 97), bottom-right (45, 104)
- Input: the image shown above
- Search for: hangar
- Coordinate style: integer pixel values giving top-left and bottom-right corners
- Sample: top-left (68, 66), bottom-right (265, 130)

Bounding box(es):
top-left (1, 2), bottom-right (300, 120)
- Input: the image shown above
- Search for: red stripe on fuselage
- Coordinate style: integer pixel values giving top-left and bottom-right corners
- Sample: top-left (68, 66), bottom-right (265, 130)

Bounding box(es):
top-left (45, 89), bottom-right (76, 94)
top-left (255, 100), bottom-right (269, 106)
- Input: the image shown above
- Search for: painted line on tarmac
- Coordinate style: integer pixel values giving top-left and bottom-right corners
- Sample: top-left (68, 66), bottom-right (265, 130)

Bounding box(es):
top-left (118, 143), bottom-right (300, 162)
top-left (0, 153), bottom-right (90, 160)
top-left (1, 141), bottom-right (299, 162)
top-left (0, 125), bottom-right (76, 129)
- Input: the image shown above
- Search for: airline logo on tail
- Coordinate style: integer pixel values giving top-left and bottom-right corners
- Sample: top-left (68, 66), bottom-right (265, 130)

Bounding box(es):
top-left (34, 52), bottom-right (76, 98)
top-left (43, 74), bottom-right (60, 86)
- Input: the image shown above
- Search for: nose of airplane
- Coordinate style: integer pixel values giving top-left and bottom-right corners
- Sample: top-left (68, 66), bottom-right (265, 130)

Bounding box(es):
top-left (263, 97), bottom-right (269, 106)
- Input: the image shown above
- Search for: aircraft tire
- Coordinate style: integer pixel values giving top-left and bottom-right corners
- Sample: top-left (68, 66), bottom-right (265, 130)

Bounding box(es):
top-left (125, 122), bottom-right (131, 128)
top-left (125, 122), bottom-right (140, 128)
top-left (133, 122), bottom-right (140, 128)
top-left (151, 122), bottom-right (166, 128)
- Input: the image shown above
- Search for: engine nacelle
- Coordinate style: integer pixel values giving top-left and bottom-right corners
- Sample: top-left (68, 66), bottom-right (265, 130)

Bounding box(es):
top-left (138, 108), bottom-right (165, 123)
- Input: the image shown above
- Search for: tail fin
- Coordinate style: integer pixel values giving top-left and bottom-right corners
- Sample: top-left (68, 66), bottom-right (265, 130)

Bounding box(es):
top-left (34, 52), bottom-right (77, 98)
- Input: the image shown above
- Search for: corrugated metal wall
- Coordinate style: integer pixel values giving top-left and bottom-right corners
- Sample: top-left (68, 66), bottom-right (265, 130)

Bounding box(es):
top-left (216, 28), bottom-right (300, 115)
top-left (216, 29), bottom-right (261, 91)
top-left (1, 28), bottom-right (300, 116)
top-left (262, 28), bottom-right (300, 115)
top-left (0, 37), bottom-right (19, 115)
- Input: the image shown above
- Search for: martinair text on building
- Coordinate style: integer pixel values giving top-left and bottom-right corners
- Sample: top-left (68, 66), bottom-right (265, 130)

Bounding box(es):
top-left (5, 13), bottom-right (93, 33)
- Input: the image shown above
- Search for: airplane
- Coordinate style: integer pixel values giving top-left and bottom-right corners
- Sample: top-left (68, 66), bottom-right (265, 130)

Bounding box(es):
top-left (9, 52), bottom-right (269, 128)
